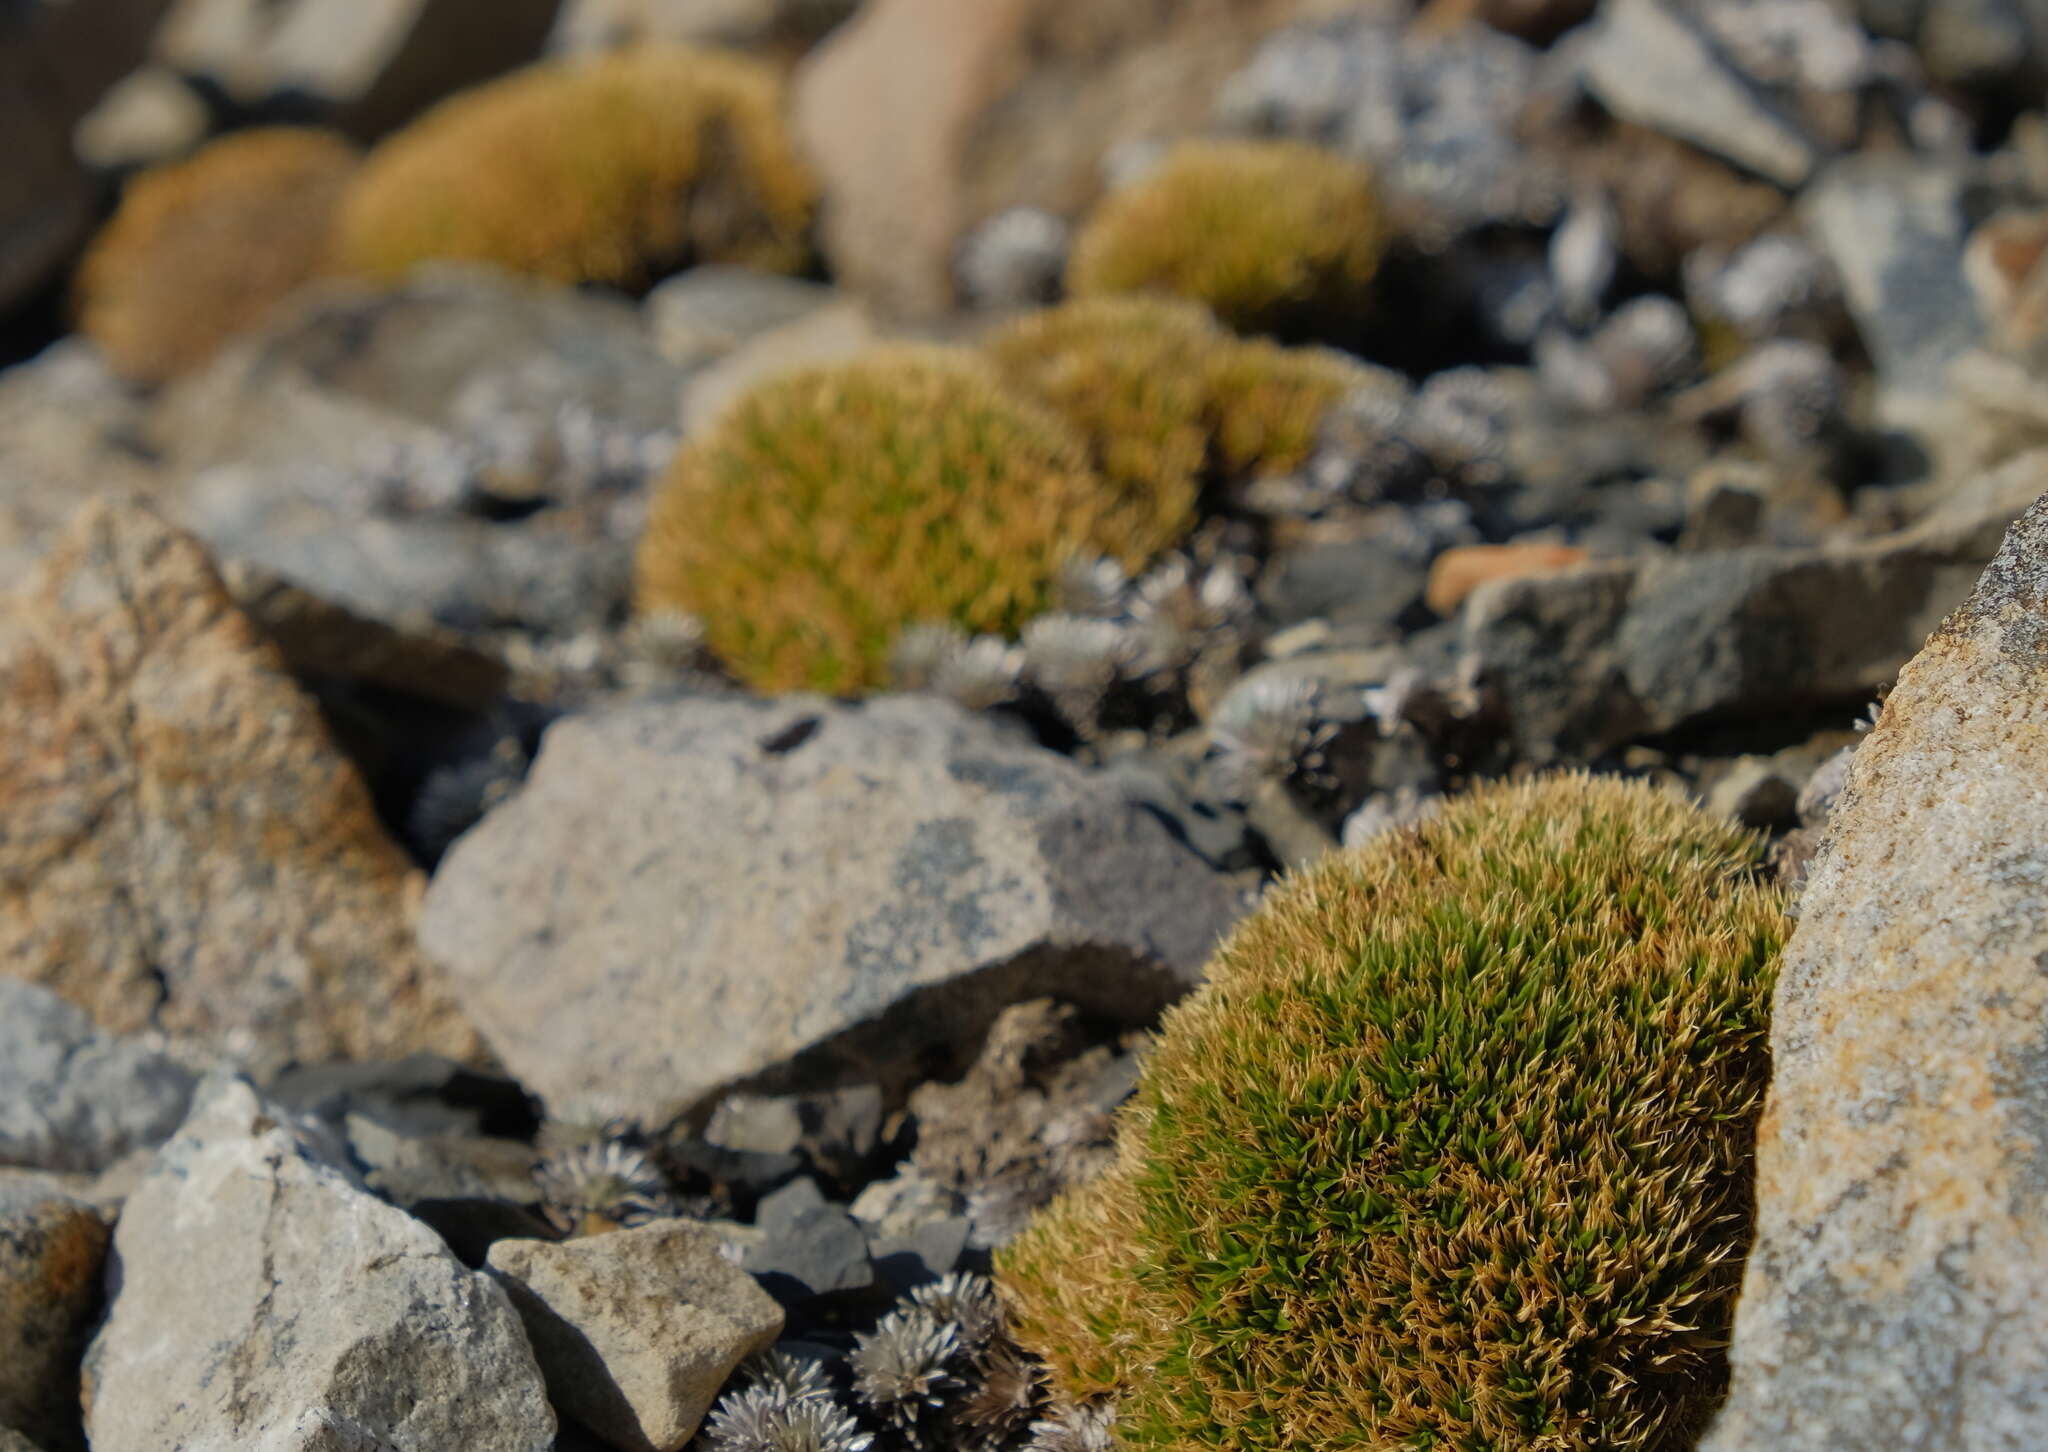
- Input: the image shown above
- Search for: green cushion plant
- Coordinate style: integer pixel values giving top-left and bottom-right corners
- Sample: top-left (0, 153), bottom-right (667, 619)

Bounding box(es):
top-left (999, 774), bottom-right (1787, 1450)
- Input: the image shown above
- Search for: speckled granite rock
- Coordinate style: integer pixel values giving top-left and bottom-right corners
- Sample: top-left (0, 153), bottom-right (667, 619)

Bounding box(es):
top-left (487, 1220), bottom-right (782, 1452)
top-left (1704, 490), bottom-right (2048, 1449)
top-left (82, 1077), bottom-right (555, 1452)
top-left (420, 694), bottom-right (1247, 1124)
top-left (0, 497), bottom-right (480, 1074)
top-left (0, 1187), bottom-right (109, 1451)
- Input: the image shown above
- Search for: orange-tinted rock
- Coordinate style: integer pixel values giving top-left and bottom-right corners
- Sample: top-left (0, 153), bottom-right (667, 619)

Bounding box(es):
top-left (0, 497), bottom-right (480, 1073)
top-left (1425, 541), bottom-right (1587, 616)
top-left (0, 1187), bottom-right (111, 1450)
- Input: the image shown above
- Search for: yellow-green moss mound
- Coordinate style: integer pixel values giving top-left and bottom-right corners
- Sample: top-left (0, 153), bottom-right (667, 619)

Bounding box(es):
top-left (635, 345), bottom-right (1167, 694)
top-left (76, 128), bottom-right (359, 383)
top-left (1000, 774), bottom-right (1787, 1450)
top-left (980, 296), bottom-right (1373, 527)
top-left (1066, 140), bottom-right (1384, 335)
top-left (333, 44), bottom-right (815, 288)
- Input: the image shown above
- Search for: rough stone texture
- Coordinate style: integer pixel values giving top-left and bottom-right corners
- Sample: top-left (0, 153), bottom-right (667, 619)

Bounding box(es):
top-left (0, 341), bottom-right (165, 581)
top-left (1460, 448), bottom-right (2048, 760)
top-left (488, 1220), bottom-right (783, 1452)
top-left (0, 980), bottom-right (196, 1175)
top-left (82, 1077), bottom-right (555, 1452)
top-left (1580, 0), bottom-right (1819, 187)
top-left (153, 0), bottom-right (563, 141)
top-left (154, 266), bottom-right (684, 639)
top-left (0, 0), bottom-right (173, 314)
top-left (420, 694), bottom-right (1246, 1124)
top-left (1702, 491), bottom-right (2048, 1449)
top-left (1801, 156), bottom-right (1985, 418)
top-left (0, 496), bottom-right (480, 1074)
top-left (0, 1187), bottom-right (110, 1452)
top-left (792, 0), bottom-right (1327, 316)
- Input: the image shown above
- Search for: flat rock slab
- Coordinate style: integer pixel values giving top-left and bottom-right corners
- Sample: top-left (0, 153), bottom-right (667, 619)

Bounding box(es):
top-left (0, 979), bottom-right (196, 1174)
top-left (0, 1186), bottom-right (110, 1450)
top-left (83, 1077), bottom-right (555, 1452)
top-left (0, 497), bottom-right (479, 1073)
top-left (1461, 449), bottom-right (2048, 759)
top-left (488, 1220), bottom-right (783, 1452)
top-left (421, 694), bottom-right (1246, 1124)
top-left (1705, 490), bottom-right (2048, 1448)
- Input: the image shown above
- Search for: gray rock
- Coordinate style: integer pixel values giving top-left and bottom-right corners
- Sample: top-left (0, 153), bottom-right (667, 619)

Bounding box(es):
top-left (83, 1077), bottom-right (555, 1451)
top-left (745, 1179), bottom-right (875, 1305)
top-left (0, 1186), bottom-right (110, 1451)
top-left (955, 207), bottom-right (1070, 310)
top-left (642, 265), bottom-right (838, 370)
top-left (704, 1086), bottom-right (882, 1180)
top-left (1700, 756), bottom-right (1799, 831)
top-left (550, 0), bottom-right (856, 53)
top-left (1795, 742), bottom-right (1857, 827)
top-left (1800, 156), bottom-right (1986, 414)
top-left (1703, 489), bottom-right (2048, 1449)
top-left (849, 1167), bottom-right (960, 1240)
top-left (419, 694), bottom-right (1246, 1124)
top-left (0, 981), bottom-right (197, 1175)
top-left (72, 65), bottom-right (211, 172)
top-left (155, 266), bottom-right (685, 639)
top-left (487, 1220), bottom-right (783, 1452)
top-left (153, 0), bottom-right (560, 140)
top-left (1581, 0), bottom-right (1819, 187)
top-left (1461, 448), bottom-right (2048, 760)
top-left (867, 1214), bottom-right (971, 1293)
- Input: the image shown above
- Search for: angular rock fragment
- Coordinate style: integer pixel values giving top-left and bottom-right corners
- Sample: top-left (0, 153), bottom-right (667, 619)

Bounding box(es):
top-left (82, 1078), bottom-right (555, 1452)
top-left (489, 1220), bottom-right (783, 1452)
top-left (0, 498), bottom-right (478, 1072)
top-left (420, 695), bottom-right (1246, 1124)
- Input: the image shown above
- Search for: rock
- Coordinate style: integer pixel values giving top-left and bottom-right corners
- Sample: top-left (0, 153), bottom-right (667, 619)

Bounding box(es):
top-left (0, 341), bottom-right (163, 579)
top-left (1703, 489), bottom-right (2048, 1449)
top-left (154, 266), bottom-right (684, 639)
top-left (677, 298), bottom-right (883, 435)
top-left (1795, 742), bottom-right (1857, 826)
top-left (0, 1187), bottom-right (110, 1451)
top-left (956, 206), bottom-right (1071, 309)
top-left (1800, 155), bottom-right (1985, 420)
top-left (0, 1429), bottom-right (47, 1452)
top-left (745, 1178), bottom-right (875, 1305)
top-left (703, 1086), bottom-right (883, 1182)
top-left (850, 1168), bottom-right (960, 1240)
top-left (1460, 448), bottom-right (2048, 760)
top-left (152, 0), bottom-right (562, 141)
top-left (72, 65), bottom-right (211, 172)
top-left (83, 1078), bottom-right (555, 1451)
top-left (1700, 755), bottom-right (1800, 831)
top-left (1424, 541), bottom-right (1588, 617)
top-left (1258, 525), bottom-right (1432, 638)
top-left (0, 496), bottom-right (480, 1073)
top-left (487, 1220), bottom-right (783, 1452)
top-left (793, 0), bottom-right (1322, 316)
top-left (1579, 0), bottom-right (1819, 188)
top-left (0, 981), bottom-right (197, 1175)
top-left (641, 265), bottom-right (838, 370)
top-left (0, 0), bottom-right (172, 314)
top-left (420, 694), bottom-right (1245, 1124)
top-left (867, 1213), bottom-right (971, 1293)
top-left (550, 0), bottom-right (856, 54)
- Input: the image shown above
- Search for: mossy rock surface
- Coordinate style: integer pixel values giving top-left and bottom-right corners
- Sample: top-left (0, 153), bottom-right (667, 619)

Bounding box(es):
top-left (1000, 774), bottom-right (1787, 1451)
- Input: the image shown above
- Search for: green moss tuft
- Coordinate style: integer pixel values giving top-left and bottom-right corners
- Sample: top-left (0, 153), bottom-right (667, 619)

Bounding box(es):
top-left (1066, 140), bottom-right (1384, 335)
top-left (333, 44), bottom-right (815, 289)
top-left (76, 127), bottom-right (359, 383)
top-left (635, 345), bottom-right (1164, 695)
top-left (999, 774), bottom-right (1787, 1451)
